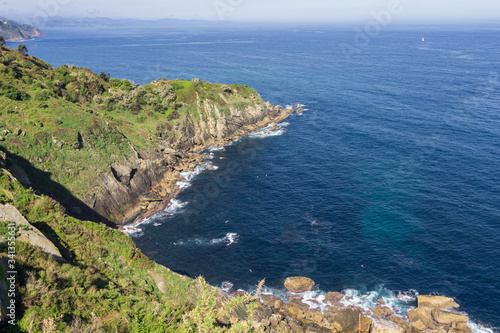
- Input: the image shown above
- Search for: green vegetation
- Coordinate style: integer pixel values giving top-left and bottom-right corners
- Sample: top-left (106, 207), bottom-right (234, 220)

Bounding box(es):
top-left (0, 169), bottom-right (262, 332)
top-left (16, 44), bottom-right (27, 54)
top-left (0, 44), bottom-right (271, 332)
top-left (0, 45), bottom-right (265, 206)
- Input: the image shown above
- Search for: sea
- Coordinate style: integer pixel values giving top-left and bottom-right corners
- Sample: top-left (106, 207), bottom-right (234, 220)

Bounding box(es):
top-left (8, 24), bottom-right (500, 332)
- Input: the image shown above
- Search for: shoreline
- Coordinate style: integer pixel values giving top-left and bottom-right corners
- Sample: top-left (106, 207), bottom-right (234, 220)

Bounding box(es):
top-left (119, 105), bottom-right (296, 233)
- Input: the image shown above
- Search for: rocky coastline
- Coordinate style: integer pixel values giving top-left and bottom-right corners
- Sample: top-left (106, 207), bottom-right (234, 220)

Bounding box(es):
top-left (106, 103), bottom-right (296, 228)
top-left (240, 276), bottom-right (474, 333)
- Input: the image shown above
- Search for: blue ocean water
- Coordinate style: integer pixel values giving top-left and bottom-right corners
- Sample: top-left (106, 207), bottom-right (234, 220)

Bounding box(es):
top-left (11, 25), bottom-right (500, 331)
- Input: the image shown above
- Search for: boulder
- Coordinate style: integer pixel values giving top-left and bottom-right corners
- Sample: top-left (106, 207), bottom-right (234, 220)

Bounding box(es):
top-left (327, 307), bottom-right (372, 333)
top-left (275, 299), bottom-right (285, 309)
top-left (269, 313), bottom-right (284, 328)
top-left (284, 276), bottom-right (315, 293)
top-left (389, 315), bottom-right (410, 333)
top-left (260, 294), bottom-right (280, 307)
top-left (288, 306), bottom-right (305, 320)
top-left (269, 122), bottom-right (278, 131)
top-left (324, 291), bottom-right (344, 304)
top-left (304, 308), bottom-right (324, 324)
top-left (296, 107), bottom-right (304, 115)
top-left (287, 297), bottom-right (310, 311)
top-left (371, 318), bottom-right (404, 333)
top-left (410, 320), bottom-right (426, 331)
top-left (373, 305), bottom-right (393, 318)
top-left (431, 309), bottom-right (468, 326)
top-left (407, 307), bottom-right (434, 328)
top-left (417, 295), bottom-right (459, 310)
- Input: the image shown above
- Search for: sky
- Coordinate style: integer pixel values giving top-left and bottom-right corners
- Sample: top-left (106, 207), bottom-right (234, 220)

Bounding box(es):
top-left (2, 0), bottom-right (500, 25)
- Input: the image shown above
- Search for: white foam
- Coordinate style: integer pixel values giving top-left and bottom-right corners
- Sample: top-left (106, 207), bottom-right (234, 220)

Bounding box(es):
top-left (248, 122), bottom-right (290, 139)
top-left (176, 160), bottom-right (218, 189)
top-left (257, 286), bottom-right (496, 333)
top-left (122, 197), bottom-right (189, 236)
top-left (221, 281), bottom-right (234, 292)
top-left (297, 108), bottom-right (309, 116)
top-left (468, 321), bottom-right (496, 333)
top-left (211, 232), bottom-right (240, 246)
top-left (208, 145), bottom-right (226, 152)
top-left (164, 198), bottom-right (188, 214)
top-left (174, 232), bottom-right (240, 247)
top-left (122, 225), bottom-right (144, 237)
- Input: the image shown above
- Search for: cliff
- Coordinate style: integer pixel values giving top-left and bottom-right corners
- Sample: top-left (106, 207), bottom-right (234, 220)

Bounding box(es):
top-left (0, 45), bottom-right (292, 224)
top-left (0, 17), bottom-right (45, 42)
top-left (0, 43), bottom-right (480, 333)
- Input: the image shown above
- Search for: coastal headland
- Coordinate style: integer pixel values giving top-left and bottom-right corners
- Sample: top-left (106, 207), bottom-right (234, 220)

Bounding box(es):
top-left (0, 43), bottom-right (481, 332)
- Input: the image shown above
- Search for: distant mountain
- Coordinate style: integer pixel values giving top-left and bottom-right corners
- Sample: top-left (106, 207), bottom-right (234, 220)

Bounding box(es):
top-left (38, 16), bottom-right (238, 28)
top-left (0, 17), bottom-right (45, 41)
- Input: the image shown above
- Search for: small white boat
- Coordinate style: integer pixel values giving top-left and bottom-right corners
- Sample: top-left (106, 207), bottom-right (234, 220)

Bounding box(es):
top-left (422, 37), bottom-right (425, 42)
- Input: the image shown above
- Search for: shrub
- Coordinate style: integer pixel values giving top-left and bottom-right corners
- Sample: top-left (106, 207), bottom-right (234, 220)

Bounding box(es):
top-left (0, 84), bottom-right (30, 101)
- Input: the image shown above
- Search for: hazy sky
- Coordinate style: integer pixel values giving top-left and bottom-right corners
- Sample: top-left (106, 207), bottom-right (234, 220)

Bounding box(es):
top-left (3, 0), bottom-right (500, 24)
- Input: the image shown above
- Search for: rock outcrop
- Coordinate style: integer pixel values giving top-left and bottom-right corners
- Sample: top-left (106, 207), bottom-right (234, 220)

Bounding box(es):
top-left (247, 278), bottom-right (474, 333)
top-left (407, 295), bottom-right (470, 333)
top-left (0, 204), bottom-right (63, 260)
top-left (83, 97), bottom-right (294, 224)
top-left (417, 295), bottom-right (459, 310)
top-left (284, 276), bottom-right (316, 293)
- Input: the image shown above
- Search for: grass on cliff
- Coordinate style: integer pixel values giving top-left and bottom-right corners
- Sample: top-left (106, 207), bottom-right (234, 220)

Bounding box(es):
top-left (0, 170), bottom-right (264, 332)
top-left (0, 170), bottom-right (193, 332)
top-left (0, 45), bottom-right (266, 209)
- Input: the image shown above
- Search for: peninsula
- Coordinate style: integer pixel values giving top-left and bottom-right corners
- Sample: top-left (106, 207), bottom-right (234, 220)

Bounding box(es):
top-left (0, 43), bottom-right (475, 332)
top-left (0, 17), bottom-right (45, 42)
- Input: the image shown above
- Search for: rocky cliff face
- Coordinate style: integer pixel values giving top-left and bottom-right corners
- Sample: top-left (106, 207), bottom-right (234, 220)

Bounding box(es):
top-left (0, 17), bottom-right (45, 41)
top-left (87, 93), bottom-right (293, 224)
top-left (0, 46), bottom-right (293, 225)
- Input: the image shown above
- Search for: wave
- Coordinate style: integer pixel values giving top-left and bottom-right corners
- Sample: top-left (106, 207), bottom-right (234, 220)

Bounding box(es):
top-left (126, 117), bottom-right (293, 237)
top-left (248, 122), bottom-right (290, 139)
top-left (174, 232), bottom-right (240, 247)
top-left (122, 198), bottom-right (189, 236)
top-left (176, 160), bottom-right (219, 189)
top-left (255, 285), bottom-right (495, 333)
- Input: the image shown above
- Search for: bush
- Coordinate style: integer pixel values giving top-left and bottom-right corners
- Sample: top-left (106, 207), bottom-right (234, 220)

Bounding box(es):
top-left (0, 84), bottom-right (30, 101)
top-left (33, 89), bottom-right (54, 101)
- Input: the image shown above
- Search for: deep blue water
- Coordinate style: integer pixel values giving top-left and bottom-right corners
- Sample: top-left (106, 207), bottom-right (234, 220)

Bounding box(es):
top-left (10, 25), bottom-right (500, 331)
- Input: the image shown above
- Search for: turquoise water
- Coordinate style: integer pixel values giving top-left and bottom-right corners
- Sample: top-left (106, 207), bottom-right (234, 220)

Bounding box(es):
top-left (11, 25), bottom-right (500, 331)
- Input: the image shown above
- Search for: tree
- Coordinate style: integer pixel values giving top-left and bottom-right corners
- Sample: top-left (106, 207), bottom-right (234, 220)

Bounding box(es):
top-left (17, 44), bottom-right (28, 54)
top-left (99, 72), bottom-right (111, 81)
top-left (0, 36), bottom-right (5, 46)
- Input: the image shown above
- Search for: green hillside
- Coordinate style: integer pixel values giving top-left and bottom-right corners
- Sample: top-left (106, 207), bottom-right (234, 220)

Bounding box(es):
top-left (0, 43), bottom-right (275, 223)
